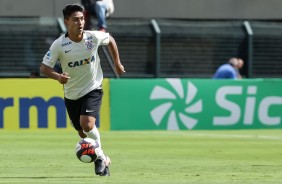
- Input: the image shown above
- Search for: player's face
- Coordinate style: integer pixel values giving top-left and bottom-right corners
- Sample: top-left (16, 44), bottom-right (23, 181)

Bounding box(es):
top-left (65, 11), bottom-right (85, 37)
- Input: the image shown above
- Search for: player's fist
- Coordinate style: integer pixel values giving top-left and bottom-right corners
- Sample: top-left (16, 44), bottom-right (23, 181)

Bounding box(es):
top-left (58, 72), bottom-right (70, 84)
top-left (116, 63), bottom-right (125, 76)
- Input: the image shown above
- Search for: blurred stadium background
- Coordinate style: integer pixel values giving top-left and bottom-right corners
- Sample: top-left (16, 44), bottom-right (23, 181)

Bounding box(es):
top-left (0, 0), bottom-right (282, 78)
top-left (1, 2), bottom-right (282, 183)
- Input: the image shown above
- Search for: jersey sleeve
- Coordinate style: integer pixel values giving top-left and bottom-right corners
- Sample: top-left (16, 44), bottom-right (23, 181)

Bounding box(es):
top-left (42, 40), bottom-right (60, 68)
top-left (101, 32), bottom-right (110, 45)
top-left (96, 31), bottom-right (110, 46)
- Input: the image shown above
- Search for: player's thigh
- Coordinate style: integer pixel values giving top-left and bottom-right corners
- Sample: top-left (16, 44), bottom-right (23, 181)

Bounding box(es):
top-left (80, 89), bottom-right (103, 119)
top-left (64, 97), bottom-right (82, 130)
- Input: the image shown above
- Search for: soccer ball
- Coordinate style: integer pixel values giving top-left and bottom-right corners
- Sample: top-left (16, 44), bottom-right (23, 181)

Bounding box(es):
top-left (75, 138), bottom-right (99, 163)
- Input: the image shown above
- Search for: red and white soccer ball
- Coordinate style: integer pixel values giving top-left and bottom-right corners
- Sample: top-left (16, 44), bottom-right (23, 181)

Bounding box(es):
top-left (75, 138), bottom-right (99, 163)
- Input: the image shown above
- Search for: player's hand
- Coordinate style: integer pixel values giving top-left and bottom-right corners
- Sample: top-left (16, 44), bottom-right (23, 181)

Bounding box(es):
top-left (58, 72), bottom-right (70, 84)
top-left (116, 63), bottom-right (126, 76)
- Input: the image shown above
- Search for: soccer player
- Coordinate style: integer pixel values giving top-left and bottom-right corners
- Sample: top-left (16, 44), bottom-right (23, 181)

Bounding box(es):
top-left (40, 3), bottom-right (125, 176)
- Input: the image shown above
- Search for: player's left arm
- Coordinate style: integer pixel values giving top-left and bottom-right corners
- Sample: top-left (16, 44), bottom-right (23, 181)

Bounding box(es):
top-left (107, 35), bottom-right (125, 76)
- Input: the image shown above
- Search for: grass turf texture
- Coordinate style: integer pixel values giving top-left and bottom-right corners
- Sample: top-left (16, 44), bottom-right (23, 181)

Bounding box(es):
top-left (1, 130), bottom-right (282, 184)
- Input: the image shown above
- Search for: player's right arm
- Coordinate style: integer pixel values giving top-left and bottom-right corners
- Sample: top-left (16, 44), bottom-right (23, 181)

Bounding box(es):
top-left (40, 39), bottom-right (70, 84)
top-left (40, 64), bottom-right (70, 84)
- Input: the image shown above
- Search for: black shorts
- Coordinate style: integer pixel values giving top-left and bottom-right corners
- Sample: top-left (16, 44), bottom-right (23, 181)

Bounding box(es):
top-left (64, 89), bottom-right (103, 130)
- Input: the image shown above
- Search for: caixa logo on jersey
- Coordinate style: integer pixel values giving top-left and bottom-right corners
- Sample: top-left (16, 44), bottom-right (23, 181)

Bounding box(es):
top-left (213, 85), bottom-right (282, 127)
top-left (68, 55), bottom-right (95, 68)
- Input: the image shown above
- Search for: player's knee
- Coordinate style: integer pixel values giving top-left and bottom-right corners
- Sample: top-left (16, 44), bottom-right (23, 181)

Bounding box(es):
top-left (80, 121), bottom-right (95, 132)
top-left (80, 115), bottom-right (96, 131)
top-left (81, 125), bottom-right (92, 132)
top-left (78, 130), bottom-right (87, 138)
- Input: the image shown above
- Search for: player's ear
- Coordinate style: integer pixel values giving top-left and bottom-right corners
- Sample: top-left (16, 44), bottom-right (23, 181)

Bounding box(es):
top-left (64, 18), bottom-right (69, 27)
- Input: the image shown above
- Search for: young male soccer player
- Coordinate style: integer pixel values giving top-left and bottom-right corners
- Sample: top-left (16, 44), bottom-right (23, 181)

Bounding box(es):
top-left (40, 3), bottom-right (125, 176)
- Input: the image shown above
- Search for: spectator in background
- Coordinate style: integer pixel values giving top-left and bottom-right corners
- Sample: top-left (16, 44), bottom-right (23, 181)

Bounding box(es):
top-left (81, 0), bottom-right (114, 32)
top-left (212, 58), bottom-right (239, 79)
top-left (236, 58), bottom-right (244, 78)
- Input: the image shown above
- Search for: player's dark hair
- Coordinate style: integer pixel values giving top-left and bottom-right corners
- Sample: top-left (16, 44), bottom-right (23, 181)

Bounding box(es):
top-left (63, 4), bottom-right (84, 19)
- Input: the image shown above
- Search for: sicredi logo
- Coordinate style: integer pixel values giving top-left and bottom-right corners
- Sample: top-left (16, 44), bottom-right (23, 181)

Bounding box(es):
top-left (213, 86), bottom-right (282, 126)
top-left (150, 79), bottom-right (202, 130)
top-left (149, 80), bottom-right (282, 130)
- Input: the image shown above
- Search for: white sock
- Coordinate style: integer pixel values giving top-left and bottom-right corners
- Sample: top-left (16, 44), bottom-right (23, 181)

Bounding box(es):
top-left (84, 126), bottom-right (106, 160)
top-left (84, 126), bottom-right (101, 147)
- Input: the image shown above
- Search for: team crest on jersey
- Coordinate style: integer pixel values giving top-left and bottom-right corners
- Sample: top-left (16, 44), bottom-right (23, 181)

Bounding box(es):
top-left (85, 40), bottom-right (94, 51)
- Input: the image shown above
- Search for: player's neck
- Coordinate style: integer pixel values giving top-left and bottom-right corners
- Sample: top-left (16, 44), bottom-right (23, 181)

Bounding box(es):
top-left (68, 32), bottom-right (83, 42)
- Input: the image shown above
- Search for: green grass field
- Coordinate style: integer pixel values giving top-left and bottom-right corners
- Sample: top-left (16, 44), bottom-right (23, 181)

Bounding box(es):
top-left (1, 129), bottom-right (282, 184)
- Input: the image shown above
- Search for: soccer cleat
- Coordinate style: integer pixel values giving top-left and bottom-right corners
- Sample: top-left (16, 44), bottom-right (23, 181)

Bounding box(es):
top-left (99, 166), bottom-right (110, 176)
top-left (94, 158), bottom-right (106, 175)
top-left (94, 156), bottom-right (111, 175)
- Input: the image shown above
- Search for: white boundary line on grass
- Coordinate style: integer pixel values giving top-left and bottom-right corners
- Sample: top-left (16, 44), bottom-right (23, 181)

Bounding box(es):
top-left (188, 133), bottom-right (282, 140)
